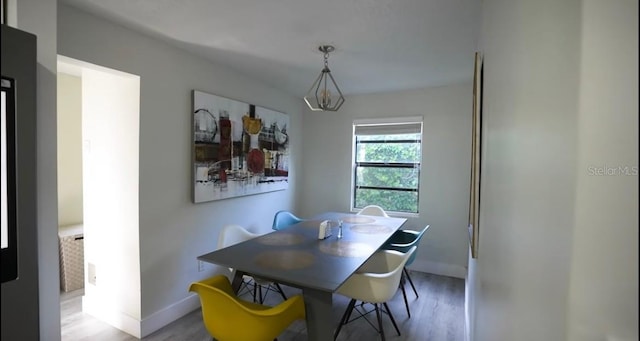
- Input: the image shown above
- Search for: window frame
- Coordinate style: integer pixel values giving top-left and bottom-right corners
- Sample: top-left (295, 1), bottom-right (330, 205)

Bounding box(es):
top-left (350, 117), bottom-right (423, 217)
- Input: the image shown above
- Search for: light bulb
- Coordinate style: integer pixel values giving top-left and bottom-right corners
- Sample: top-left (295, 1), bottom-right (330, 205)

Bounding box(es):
top-left (320, 89), bottom-right (332, 108)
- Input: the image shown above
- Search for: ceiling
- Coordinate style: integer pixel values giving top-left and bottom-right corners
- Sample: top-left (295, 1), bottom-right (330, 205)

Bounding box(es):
top-left (61, 0), bottom-right (481, 97)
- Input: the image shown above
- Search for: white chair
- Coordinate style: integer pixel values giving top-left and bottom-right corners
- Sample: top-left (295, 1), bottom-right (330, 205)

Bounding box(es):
top-left (334, 246), bottom-right (417, 341)
top-left (357, 205), bottom-right (389, 217)
top-left (217, 224), bottom-right (287, 303)
top-left (381, 225), bottom-right (430, 318)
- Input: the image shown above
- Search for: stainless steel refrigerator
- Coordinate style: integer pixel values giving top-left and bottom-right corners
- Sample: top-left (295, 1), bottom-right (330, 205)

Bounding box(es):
top-left (1, 24), bottom-right (37, 285)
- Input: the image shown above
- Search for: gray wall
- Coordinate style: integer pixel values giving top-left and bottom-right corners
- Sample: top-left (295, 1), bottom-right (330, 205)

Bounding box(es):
top-left (1, 0), bottom-right (60, 340)
top-left (299, 83), bottom-right (473, 277)
top-left (57, 3), bottom-right (303, 329)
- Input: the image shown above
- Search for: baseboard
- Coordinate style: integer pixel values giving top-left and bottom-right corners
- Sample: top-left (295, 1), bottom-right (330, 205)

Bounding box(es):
top-left (408, 259), bottom-right (467, 279)
top-left (465, 275), bottom-right (472, 341)
top-left (83, 291), bottom-right (201, 338)
top-left (140, 294), bottom-right (201, 338)
top-left (82, 295), bottom-right (142, 338)
top-left (465, 249), bottom-right (477, 341)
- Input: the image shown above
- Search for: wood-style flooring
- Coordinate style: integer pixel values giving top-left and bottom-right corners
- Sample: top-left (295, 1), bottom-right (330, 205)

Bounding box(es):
top-left (61, 271), bottom-right (465, 340)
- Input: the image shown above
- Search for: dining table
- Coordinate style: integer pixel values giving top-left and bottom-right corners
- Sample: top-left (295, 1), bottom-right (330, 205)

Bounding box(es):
top-left (197, 211), bottom-right (408, 341)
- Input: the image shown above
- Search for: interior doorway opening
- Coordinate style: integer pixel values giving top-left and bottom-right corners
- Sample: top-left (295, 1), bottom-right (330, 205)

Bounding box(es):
top-left (56, 55), bottom-right (141, 338)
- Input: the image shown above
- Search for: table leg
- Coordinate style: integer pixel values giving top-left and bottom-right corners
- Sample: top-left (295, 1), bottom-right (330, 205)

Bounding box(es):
top-left (231, 270), bottom-right (246, 293)
top-left (302, 288), bottom-right (333, 341)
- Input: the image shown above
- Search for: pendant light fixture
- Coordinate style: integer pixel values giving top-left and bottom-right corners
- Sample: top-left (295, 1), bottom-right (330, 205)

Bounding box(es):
top-left (304, 45), bottom-right (345, 112)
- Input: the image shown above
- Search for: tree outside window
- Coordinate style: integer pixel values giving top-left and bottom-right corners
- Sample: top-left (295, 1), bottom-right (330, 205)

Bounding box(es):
top-left (352, 119), bottom-right (422, 214)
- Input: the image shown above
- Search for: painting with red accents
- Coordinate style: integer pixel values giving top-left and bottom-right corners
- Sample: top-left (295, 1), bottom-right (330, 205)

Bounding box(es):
top-left (193, 90), bottom-right (290, 203)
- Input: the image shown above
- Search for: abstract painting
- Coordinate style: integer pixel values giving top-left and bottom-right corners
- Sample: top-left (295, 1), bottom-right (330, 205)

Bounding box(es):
top-left (468, 52), bottom-right (483, 258)
top-left (193, 90), bottom-right (290, 203)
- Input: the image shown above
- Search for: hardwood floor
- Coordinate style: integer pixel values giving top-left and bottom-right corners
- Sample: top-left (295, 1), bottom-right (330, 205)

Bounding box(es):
top-left (61, 271), bottom-right (465, 340)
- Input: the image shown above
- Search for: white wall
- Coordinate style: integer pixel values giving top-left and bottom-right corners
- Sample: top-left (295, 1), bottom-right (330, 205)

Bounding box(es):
top-left (57, 73), bottom-right (83, 227)
top-left (80, 66), bottom-right (142, 334)
top-left (299, 83), bottom-right (472, 278)
top-left (472, 0), bottom-right (581, 340)
top-left (470, 1), bottom-right (638, 341)
top-left (58, 4), bottom-right (303, 336)
top-left (568, 1), bottom-right (638, 340)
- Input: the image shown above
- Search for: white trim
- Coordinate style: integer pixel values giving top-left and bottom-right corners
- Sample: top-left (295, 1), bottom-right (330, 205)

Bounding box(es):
top-left (140, 294), bottom-right (201, 338)
top-left (350, 124), bottom-right (357, 210)
top-left (350, 116), bottom-right (424, 213)
top-left (348, 208), bottom-right (419, 218)
top-left (82, 295), bottom-right (142, 338)
top-left (82, 292), bottom-right (201, 338)
top-left (353, 116), bottom-right (423, 125)
top-left (465, 266), bottom-right (473, 341)
top-left (407, 259), bottom-right (467, 279)
top-left (465, 247), bottom-right (476, 341)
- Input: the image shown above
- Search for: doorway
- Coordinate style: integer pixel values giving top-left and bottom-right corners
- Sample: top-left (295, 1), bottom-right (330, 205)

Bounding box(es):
top-left (56, 56), bottom-right (141, 337)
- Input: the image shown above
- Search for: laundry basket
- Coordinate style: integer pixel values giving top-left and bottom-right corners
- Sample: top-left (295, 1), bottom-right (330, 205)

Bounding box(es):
top-left (58, 224), bottom-right (84, 292)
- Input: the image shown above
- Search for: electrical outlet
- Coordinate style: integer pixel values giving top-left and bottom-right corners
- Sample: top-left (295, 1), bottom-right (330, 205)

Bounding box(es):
top-left (197, 260), bottom-right (205, 272)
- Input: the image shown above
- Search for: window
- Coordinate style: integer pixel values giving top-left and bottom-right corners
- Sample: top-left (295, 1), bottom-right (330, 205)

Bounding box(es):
top-left (352, 118), bottom-right (422, 214)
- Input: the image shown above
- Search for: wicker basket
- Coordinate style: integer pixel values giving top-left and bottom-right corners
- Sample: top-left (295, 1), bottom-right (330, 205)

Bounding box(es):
top-left (58, 225), bottom-right (84, 292)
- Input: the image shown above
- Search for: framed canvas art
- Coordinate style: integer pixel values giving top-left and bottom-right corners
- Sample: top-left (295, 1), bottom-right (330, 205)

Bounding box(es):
top-left (468, 52), bottom-right (483, 258)
top-left (192, 90), bottom-right (290, 203)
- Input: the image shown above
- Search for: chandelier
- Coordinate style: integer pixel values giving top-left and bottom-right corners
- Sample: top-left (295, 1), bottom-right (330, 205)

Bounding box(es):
top-left (304, 45), bottom-right (345, 112)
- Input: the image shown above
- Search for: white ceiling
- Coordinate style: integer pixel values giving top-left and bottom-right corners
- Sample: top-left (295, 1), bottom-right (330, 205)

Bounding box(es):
top-left (61, 0), bottom-right (481, 96)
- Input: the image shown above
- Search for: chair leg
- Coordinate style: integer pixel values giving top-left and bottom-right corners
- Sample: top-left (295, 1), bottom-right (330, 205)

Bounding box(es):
top-left (274, 283), bottom-right (288, 301)
top-left (345, 301), bottom-right (360, 324)
top-left (242, 279), bottom-right (252, 296)
top-left (404, 267), bottom-right (418, 298)
top-left (400, 275), bottom-right (411, 318)
top-left (253, 283), bottom-right (259, 303)
top-left (374, 303), bottom-right (386, 341)
top-left (334, 299), bottom-right (357, 340)
top-left (383, 302), bottom-right (401, 336)
top-left (258, 285), bottom-right (265, 304)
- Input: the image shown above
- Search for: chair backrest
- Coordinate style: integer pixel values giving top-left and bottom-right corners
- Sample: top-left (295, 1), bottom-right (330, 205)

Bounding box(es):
top-left (272, 210), bottom-right (303, 231)
top-left (189, 275), bottom-right (305, 341)
top-left (357, 205), bottom-right (389, 217)
top-left (337, 247), bottom-right (416, 303)
top-left (384, 225), bottom-right (430, 266)
top-left (217, 224), bottom-right (260, 250)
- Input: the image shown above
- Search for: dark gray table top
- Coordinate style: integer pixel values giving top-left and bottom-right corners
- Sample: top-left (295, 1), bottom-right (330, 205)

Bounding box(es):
top-left (198, 212), bottom-right (407, 292)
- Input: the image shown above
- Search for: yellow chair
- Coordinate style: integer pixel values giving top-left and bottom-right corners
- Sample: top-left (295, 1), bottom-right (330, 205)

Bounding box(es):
top-left (189, 275), bottom-right (306, 341)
